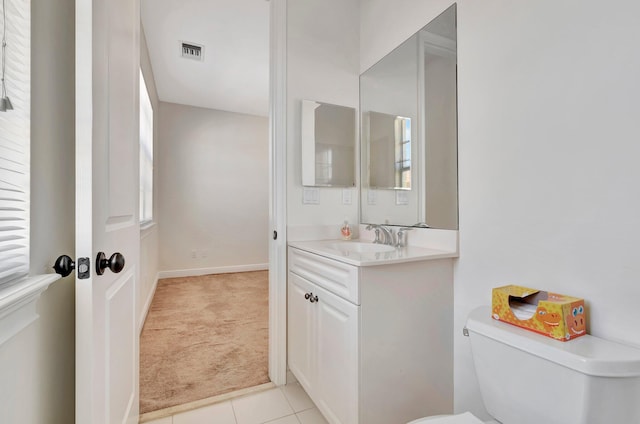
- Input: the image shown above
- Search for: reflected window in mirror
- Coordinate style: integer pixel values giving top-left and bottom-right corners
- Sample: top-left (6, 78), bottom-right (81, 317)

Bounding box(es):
top-left (397, 117), bottom-right (411, 188)
top-left (367, 112), bottom-right (411, 190)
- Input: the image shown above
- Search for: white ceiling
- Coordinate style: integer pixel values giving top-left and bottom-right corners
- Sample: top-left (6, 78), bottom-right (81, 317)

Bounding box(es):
top-left (141, 0), bottom-right (270, 117)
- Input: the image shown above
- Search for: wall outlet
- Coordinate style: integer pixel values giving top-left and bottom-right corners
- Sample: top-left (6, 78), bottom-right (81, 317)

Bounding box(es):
top-left (190, 249), bottom-right (197, 259)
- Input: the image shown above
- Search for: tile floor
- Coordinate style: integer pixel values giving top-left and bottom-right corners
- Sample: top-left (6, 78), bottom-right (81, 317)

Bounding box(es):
top-left (145, 377), bottom-right (328, 424)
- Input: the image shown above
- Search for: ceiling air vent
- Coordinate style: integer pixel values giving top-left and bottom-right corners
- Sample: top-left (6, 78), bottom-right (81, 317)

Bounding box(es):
top-left (181, 42), bottom-right (204, 61)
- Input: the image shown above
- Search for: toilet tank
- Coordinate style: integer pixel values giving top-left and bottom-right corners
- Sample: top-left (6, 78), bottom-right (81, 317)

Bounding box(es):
top-left (465, 306), bottom-right (640, 424)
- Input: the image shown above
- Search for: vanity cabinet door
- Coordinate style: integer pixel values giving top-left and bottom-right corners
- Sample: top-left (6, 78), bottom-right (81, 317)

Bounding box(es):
top-left (288, 270), bottom-right (359, 424)
top-left (314, 283), bottom-right (359, 424)
top-left (288, 272), bottom-right (315, 391)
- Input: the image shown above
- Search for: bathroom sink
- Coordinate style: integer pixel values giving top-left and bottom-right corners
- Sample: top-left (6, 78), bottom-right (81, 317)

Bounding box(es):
top-left (289, 239), bottom-right (458, 266)
top-left (328, 241), bottom-right (396, 254)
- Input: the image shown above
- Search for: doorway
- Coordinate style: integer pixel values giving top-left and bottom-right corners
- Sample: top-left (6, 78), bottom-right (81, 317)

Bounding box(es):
top-left (138, 0), bottom-right (286, 416)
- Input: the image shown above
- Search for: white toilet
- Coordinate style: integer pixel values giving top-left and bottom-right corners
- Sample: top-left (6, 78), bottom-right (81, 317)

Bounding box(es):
top-left (410, 306), bottom-right (640, 424)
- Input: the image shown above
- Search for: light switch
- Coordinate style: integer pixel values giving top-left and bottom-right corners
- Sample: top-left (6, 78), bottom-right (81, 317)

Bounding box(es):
top-left (367, 190), bottom-right (377, 205)
top-left (342, 189), bottom-right (352, 205)
top-left (396, 190), bottom-right (409, 205)
top-left (303, 187), bottom-right (320, 204)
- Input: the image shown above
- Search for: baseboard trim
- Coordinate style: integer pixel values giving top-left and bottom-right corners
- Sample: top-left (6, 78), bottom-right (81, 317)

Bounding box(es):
top-left (139, 382), bottom-right (276, 423)
top-left (139, 272), bottom-right (160, 334)
top-left (158, 264), bottom-right (269, 280)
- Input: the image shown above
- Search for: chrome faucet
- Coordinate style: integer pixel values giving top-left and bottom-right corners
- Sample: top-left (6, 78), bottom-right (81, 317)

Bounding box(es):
top-left (365, 224), bottom-right (382, 243)
top-left (365, 224), bottom-right (395, 246)
top-left (395, 227), bottom-right (413, 248)
top-left (379, 226), bottom-right (394, 246)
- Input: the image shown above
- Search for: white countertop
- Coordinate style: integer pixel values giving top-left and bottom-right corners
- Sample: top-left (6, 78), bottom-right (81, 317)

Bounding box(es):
top-left (288, 239), bottom-right (458, 267)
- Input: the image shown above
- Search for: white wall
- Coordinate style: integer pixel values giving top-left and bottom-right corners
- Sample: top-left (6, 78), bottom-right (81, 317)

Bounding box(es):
top-left (139, 26), bottom-right (160, 327)
top-left (361, 0), bottom-right (640, 420)
top-left (157, 102), bottom-right (269, 272)
top-left (1, 0), bottom-right (77, 422)
top-left (286, 0), bottom-right (360, 235)
top-left (455, 1), bottom-right (640, 418)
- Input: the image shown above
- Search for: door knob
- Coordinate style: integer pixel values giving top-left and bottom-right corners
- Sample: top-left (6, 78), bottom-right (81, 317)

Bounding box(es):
top-left (96, 252), bottom-right (125, 275)
top-left (53, 255), bottom-right (75, 277)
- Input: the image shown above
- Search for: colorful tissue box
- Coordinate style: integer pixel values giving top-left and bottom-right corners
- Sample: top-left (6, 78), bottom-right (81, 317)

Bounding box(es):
top-left (491, 285), bottom-right (586, 341)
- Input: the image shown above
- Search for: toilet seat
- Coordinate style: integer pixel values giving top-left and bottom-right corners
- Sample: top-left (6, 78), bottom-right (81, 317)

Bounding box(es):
top-left (408, 412), bottom-right (487, 424)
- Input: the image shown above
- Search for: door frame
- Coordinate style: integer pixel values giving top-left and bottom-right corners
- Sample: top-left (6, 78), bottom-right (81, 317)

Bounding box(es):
top-left (268, 0), bottom-right (288, 386)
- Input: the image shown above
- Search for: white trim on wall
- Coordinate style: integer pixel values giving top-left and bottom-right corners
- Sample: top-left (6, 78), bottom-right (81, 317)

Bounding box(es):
top-left (157, 264), bottom-right (269, 280)
top-left (138, 272), bottom-right (159, 334)
top-left (268, 0), bottom-right (288, 386)
top-left (0, 274), bottom-right (60, 346)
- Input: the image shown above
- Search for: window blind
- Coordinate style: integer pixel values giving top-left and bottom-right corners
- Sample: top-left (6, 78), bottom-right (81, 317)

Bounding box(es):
top-left (0, 0), bottom-right (30, 288)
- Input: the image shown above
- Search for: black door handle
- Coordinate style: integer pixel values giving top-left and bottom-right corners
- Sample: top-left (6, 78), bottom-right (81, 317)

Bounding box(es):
top-left (96, 252), bottom-right (125, 275)
top-left (53, 255), bottom-right (91, 279)
top-left (53, 255), bottom-right (75, 277)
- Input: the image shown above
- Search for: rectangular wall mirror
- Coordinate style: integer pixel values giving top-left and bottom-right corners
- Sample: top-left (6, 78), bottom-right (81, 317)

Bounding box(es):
top-left (360, 4), bottom-right (458, 229)
top-left (301, 100), bottom-right (356, 187)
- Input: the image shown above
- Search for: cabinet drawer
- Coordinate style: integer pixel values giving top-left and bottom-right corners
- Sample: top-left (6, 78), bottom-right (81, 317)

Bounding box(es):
top-left (288, 247), bottom-right (360, 305)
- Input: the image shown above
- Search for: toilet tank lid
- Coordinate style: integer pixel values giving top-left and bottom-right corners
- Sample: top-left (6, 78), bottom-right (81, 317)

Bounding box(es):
top-left (466, 306), bottom-right (640, 377)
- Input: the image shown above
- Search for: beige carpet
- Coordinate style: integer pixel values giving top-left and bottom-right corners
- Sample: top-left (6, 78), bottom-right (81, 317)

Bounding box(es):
top-left (139, 271), bottom-right (269, 414)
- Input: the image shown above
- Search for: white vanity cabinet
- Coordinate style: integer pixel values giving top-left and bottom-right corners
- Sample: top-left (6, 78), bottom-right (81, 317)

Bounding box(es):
top-left (288, 248), bottom-right (359, 424)
top-left (288, 244), bottom-right (455, 424)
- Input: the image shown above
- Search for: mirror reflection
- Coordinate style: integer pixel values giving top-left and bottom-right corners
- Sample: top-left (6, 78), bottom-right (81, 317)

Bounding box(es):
top-left (360, 4), bottom-right (458, 229)
top-left (301, 100), bottom-right (356, 187)
top-left (367, 112), bottom-right (411, 190)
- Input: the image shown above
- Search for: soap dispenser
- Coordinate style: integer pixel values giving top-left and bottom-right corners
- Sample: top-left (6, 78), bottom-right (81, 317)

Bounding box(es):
top-left (340, 220), bottom-right (352, 240)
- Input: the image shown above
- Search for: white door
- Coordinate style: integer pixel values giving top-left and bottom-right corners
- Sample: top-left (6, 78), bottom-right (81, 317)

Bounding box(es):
top-left (76, 0), bottom-right (140, 422)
